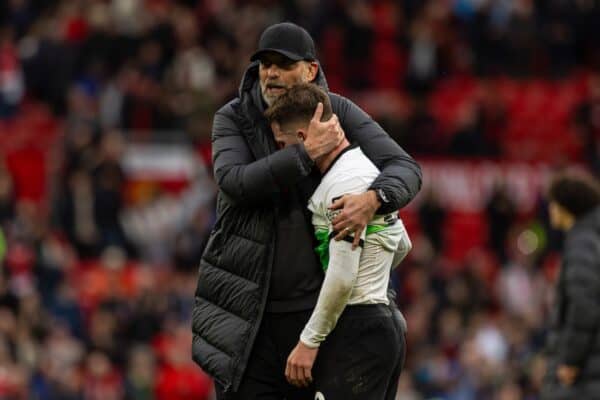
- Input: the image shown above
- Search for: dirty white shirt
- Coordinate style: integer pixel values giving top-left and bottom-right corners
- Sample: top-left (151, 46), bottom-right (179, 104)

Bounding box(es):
top-left (301, 146), bottom-right (411, 348)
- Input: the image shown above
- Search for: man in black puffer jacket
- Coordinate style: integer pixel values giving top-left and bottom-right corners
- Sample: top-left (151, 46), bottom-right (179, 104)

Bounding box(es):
top-left (192, 22), bottom-right (422, 399)
top-left (542, 170), bottom-right (600, 399)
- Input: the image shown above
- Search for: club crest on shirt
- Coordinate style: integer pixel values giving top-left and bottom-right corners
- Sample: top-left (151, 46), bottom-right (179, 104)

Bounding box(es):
top-left (325, 208), bottom-right (341, 223)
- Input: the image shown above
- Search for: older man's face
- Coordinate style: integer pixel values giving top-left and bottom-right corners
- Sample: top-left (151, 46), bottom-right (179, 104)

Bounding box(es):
top-left (259, 52), bottom-right (318, 106)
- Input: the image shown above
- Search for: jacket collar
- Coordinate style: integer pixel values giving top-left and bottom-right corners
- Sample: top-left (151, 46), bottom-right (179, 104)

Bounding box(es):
top-left (571, 204), bottom-right (600, 233)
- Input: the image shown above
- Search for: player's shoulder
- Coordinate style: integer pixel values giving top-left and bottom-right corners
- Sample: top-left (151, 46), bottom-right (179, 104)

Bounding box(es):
top-left (311, 147), bottom-right (375, 203)
top-left (321, 171), bottom-right (368, 201)
top-left (329, 147), bottom-right (377, 176)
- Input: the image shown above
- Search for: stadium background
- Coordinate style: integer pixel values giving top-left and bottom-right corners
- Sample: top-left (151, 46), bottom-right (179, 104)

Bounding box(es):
top-left (0, 0), bottom-right (598, 399)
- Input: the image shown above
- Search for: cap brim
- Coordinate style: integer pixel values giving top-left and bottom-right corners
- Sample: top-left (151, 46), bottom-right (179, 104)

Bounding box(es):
top-left (250, 48), bottom-right (305, 62)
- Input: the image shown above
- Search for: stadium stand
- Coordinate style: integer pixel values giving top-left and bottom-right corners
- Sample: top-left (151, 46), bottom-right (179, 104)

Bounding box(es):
top-left (0, 0), bottom-right (598, 398)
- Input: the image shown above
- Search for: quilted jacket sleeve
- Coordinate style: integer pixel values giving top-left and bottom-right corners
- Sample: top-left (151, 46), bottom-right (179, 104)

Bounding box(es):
top-left (212, 103), bottom-right (314, 206)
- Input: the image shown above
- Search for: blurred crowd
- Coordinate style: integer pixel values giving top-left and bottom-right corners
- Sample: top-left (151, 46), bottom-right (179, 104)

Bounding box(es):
top-left (0, 0), bottom-right (599, 399)
top-left (393, 186), bottom-right (558, 400)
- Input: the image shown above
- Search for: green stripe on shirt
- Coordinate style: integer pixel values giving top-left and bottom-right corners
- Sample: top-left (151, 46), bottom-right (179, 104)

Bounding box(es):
top-left (314, 225), bottom-right (389, 272)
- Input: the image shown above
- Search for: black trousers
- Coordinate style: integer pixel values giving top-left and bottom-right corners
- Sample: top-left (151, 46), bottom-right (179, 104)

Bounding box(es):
top-left (216, 305), bottom-right (406, 400)
top-left (385, 303), bottom-right (407, 400)
top-left (216, 310), bottom-right (315, 400)
top-left (313, 304), bottom-right (404, 400)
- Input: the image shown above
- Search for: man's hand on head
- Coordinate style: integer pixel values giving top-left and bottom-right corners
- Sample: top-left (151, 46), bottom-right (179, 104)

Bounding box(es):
top-left (330, 190), bottom-right (381, 249)
top-left (303, 102), bottom-right (344, 161)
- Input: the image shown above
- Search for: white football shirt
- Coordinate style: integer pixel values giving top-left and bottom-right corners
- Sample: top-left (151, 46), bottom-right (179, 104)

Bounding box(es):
top-left (301, 146), bottom-right (411, 347)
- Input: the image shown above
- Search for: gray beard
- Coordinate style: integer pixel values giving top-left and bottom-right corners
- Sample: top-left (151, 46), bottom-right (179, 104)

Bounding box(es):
top-left (261, 89), bottom-right (275, 107)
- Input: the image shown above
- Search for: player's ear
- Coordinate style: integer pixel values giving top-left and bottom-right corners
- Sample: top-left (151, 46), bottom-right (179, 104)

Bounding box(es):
top-left (297, 129), bottom-right (307, 142)
top-left (271, 121), bottom-right (281, 134)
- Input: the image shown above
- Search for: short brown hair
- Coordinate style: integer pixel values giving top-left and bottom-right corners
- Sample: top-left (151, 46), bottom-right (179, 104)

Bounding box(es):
top-left (548, 169), bottom-right (600, 218)
top-left (264, 83), bottom-right (332, 126)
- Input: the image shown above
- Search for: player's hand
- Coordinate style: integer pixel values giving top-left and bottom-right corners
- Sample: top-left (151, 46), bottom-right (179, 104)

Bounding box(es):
top-left (303, 102), bottom-right (344, 161)
top-left (557, 364), bottom-right (579, 386)
top-left (285, 341), bottom-right (318, 388)
top-left (330, 191), bottom-right (380, 249)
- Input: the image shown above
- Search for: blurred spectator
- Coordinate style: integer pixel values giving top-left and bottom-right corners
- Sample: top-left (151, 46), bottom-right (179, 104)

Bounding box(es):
top-left (475, 80), bottom-right (506, 157)
top-left (92, 132), bottom-right (128, 253)
top-left (574, 74), bottom-right (600, 174)
top-left (17, 292), bottom-right (49, 346)
top-left (165, 8), bottom-right (215, 122)
top-left (124, 345), bottom-right (156, 400)
top-left (541, 1), bottom-right (577, 77)
top-left (406, 15), bottom-right (438, 94)
top-left (542, 170), bottom-right (600, 399)
top-left (339, 0), bottom-right (374, 90)
top-left (0, 26), bottom-right (24, 119)
top-left (86, 306), bottom-right (123, 365)
top-left (404, 96), bottom-right (443, 155)
top-left (154, 325), bottom-right (213, 400)
top-left (485, 182), bottom-right (517, 264)
top-left (0, 164), bottom-right (15, 227)
top-left (173, 202), bottom-right (213, 270)
top-left (418, 189), bottom-right (446, 254)
top-left (59, 169), bottom-right (100, 257)
top-left (448, 91), bottom-right (505, 158)
top-left (82, 351), bottom-right (123, 400)
top-left (0, 268), bottom-right (18, 315)
top-left (20, 11), bottom-right (77, 114)
top-left (496, 254), bottom-right (542, 325)
top-left (123, 289), bottom-right (166, 344)
top-left (0, 335), bottom-right (29, 399)
top-left (506, 0), bottom-right (538, 77)
top-left (1, 0), bottom-right (37, 39)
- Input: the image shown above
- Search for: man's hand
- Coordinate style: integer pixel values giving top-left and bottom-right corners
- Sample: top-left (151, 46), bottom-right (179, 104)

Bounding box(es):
top-left (330, 190), bottom-right (380, 249)
top-left (557, 364), bottom-right (579, 386)
top-left (285, 341), bottom-right (318, 388)
top-left (303, 102), bottom-right (344, 161)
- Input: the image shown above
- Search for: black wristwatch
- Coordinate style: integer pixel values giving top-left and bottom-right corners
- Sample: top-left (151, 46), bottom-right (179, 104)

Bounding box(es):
top-left (375, 188), bottom-right (390, 206)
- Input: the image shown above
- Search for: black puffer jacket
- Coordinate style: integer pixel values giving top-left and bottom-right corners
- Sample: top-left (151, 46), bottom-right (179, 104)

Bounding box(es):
top-left (191, 62), bottom-right (422, 393)
top-left (542, 206), bottom-right (600, 399)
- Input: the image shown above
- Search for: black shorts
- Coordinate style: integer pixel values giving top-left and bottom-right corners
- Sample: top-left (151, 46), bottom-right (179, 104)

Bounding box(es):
top-left (313, 304), bottom-right (403, 400)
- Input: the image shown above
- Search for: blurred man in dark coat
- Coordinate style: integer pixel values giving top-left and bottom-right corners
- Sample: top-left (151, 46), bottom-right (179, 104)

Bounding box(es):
top-left (542, 170), bottom-right (600, 400)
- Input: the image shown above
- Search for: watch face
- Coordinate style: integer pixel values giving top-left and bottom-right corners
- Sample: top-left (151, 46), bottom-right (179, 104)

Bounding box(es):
top-left (378, 189), bottom-right (389, 203)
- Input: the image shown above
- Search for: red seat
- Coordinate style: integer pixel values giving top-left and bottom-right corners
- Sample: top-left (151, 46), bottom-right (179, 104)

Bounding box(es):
top-left (442, 211), bottom-right (488, 262)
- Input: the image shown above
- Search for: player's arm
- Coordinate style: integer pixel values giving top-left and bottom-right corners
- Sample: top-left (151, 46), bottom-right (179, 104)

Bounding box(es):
top-left (286, 180), bottom-right (364, 388)
top-left (285, 238), bottom-right (362, 388)
top-left (302, 181), bottom-right (367, 347)
top-left (302, 239), bottom-right (361, 346)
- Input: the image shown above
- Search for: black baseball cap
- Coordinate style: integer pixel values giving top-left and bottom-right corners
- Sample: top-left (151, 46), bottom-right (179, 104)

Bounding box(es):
top-left (250, 22), bottom-right (316, 62)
